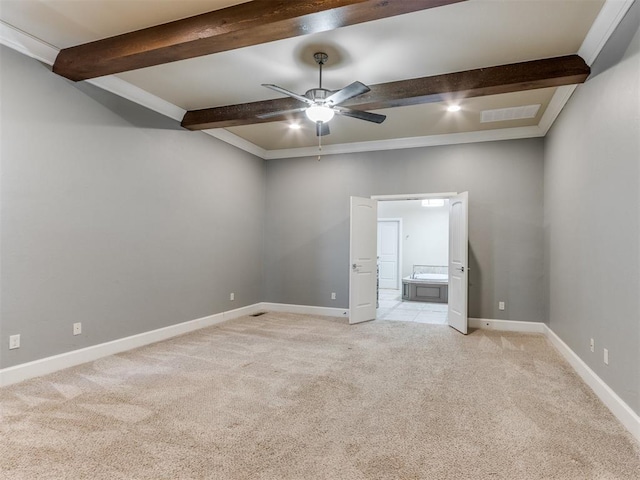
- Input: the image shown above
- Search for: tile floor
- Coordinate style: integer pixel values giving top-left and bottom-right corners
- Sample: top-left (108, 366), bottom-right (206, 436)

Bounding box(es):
top-left (377, 289), bottom-right (448, 325)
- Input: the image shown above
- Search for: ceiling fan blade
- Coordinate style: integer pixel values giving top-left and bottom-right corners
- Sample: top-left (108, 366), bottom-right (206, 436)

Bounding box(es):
top-left (316, 121), bottom-right (330, 137)
top-left (335, 106), bottom-right (386, 124)
top-left (325, 81), bottom-right (370, 106)
top-left (262, 84), bottom-right (313, 105)
top-left (256, 107), bottom-right (308, 119)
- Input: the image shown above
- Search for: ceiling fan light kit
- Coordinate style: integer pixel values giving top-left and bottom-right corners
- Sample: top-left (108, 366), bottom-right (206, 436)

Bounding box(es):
top-left (305, 105), bottom-right (335, 123)
top-left (260, 52), bottom-right (386, 137)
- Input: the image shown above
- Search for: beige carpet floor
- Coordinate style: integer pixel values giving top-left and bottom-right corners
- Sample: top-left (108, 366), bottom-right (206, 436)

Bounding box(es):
top-left (1, 312), bottom-right (639, 479)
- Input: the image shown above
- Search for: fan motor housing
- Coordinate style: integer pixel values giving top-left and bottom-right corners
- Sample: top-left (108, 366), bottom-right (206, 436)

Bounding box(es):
top-left (305, 88), bottom-right (334, 104)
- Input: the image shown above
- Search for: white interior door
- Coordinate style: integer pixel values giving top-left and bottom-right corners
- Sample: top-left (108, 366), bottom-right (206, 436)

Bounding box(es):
top-left (349, 196), bottom-right (378, 324)
top-left (448, 192), bottom-right (469, 334)
top-left (377, 220), bottom-right (400, 290)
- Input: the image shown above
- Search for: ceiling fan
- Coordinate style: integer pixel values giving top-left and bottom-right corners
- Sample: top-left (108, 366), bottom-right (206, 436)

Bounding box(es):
top-left (259, 52), bottom-right (386, 136)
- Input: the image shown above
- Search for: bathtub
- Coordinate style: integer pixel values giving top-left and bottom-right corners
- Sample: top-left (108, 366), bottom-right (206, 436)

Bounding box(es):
top-left (401, 271), bottom-right (449, 303)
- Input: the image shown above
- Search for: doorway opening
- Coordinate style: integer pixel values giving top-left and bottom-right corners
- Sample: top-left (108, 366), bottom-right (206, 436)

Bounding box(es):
top-left (349, 191), bottom-right (467, 333)
top-left (376, 197), bottom-right (450, 325)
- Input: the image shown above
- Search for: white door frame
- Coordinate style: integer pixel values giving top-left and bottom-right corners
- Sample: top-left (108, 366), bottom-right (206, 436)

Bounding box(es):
top-left (377, 217), bottom-right (403, 290)
top-left (371, 192), bottom-right (458, 202)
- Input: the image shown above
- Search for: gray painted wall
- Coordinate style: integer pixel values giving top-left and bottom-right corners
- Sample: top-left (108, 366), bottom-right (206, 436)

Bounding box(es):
top-left (0, 46), bottom-right (266, 368)
top-left (4, 3), bottom-right (636, 419)
top-left (265, 139), bottom-right (545, 322)
top-left (544, 3), bottom-right (640, 414)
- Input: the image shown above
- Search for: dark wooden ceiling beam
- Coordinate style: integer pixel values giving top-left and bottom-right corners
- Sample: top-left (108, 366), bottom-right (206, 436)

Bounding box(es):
top-left (181, 55), bottom-right (590, 130)
top-left (53, 0), bottom-right (466, 81)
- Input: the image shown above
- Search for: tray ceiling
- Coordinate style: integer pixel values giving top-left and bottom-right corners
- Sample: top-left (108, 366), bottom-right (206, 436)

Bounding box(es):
top-left (0, 0), bottom-right (623, 158)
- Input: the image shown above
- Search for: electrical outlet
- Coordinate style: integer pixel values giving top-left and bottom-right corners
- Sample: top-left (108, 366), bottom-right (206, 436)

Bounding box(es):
top-left (73, 322), bottom-right (82, 336)
top-left (9, 334), bottom-right (20, 350)
top-left (331, 292), bottom-right (336, 300)
top-left (604, 348), bottom-right (609, 365)
top-left (498, 301), bottom-right (505, 311)
top-left (230, 293), bottom-right (235, 301)
top-left (590, 338), bottom-right (594, 352)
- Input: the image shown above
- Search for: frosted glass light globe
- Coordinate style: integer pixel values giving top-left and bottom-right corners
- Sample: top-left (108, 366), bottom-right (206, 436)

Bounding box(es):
top-left (306, 105), bottom-right (335, 123)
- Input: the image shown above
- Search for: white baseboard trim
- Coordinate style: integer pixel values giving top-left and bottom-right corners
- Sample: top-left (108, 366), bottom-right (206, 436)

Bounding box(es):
top-left (259, 302), bottom-right (349, 318)
top-left (469, 317), bottom-right (547, 333)
top-left (0, 303), bottom-right (263, 387)
top-left (223, 303), bottom-right (263, 321)
top-left (544, 325), bottom-right (640, 443)
top-left (470, 316), bottom-right (639, 443)
top-left (3, 307), bottom-right (638, 443)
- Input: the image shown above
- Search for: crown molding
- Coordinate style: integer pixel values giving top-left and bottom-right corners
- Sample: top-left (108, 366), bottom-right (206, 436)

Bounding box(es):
top-left (263, 126), bottom-right (545, 159)
top-left (0, 20), bottom-right (58, 64)
top-left (0, 21), bottom-right (186, 122)
top-left (579, 0), bottom-right (636, 65)
top-left (204, 129), bottom-right (268, 159)
top-left (533, 0), bottom-right (632, 135)
top-left (86, 76), bottom-right (186, 122)
top-left (537, 85), bottom-right (578, 134)
top-left (1, 0), bottom-right (630, 160)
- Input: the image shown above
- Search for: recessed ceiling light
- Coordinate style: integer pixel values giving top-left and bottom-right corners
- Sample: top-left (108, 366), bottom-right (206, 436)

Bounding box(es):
top-left (447, 105), bottom-right (461, 112)
top-left (289, 123), bottom-right (302, 130)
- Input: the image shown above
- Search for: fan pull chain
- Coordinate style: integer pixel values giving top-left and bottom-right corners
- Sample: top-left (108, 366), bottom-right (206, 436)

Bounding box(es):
top-left (318, 129), bottom-right (322, 161)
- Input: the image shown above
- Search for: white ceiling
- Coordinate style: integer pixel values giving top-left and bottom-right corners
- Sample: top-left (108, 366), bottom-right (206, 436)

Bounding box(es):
top-left (0, 0), bottom-right (630, 159)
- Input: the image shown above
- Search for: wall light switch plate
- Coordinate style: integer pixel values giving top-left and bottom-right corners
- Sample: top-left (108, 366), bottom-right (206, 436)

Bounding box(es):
top-left (73, 322), bottom-right (82, 335)
top-left (331, 292), bottom-right (336, 300)
top-left (9, 334), bottom-right (20, 349)
top-left (604, 348), bottom-right (609, 365)
top-left (230, 293), bottom-right (235, 301)
top-left (590, 338), bottom-right (594, 352)
top-left (498, 301), bottom-right (505, 311)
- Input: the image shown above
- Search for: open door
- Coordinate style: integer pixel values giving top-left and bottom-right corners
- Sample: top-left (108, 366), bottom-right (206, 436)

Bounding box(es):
top-left (349, 196), bottom-right (378, 324)
top-left (448, 192), bottom-right (469, 334)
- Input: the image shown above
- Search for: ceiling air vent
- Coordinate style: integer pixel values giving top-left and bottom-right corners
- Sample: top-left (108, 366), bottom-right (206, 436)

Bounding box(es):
top-left (481, 104), bottom-right (541, 123)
